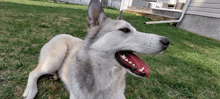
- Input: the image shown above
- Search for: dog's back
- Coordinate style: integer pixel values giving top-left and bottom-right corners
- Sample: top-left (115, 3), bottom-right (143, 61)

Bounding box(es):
top-left (38, 34), bottom-right (82, 73)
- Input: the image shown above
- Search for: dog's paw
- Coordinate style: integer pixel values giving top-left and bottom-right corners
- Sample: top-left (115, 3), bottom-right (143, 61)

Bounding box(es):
top-left (23, 86), bottom-right (38, 99)
top-left (50, 72), bottom-right (59, 81)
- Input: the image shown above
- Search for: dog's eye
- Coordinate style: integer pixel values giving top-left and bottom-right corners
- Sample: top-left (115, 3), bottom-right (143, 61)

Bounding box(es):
top-left (119, 28), bottom-right (130, 33)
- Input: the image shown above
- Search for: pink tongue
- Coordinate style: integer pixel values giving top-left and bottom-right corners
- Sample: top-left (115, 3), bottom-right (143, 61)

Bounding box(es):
top-left (119, 53), bottom-right (150, 77)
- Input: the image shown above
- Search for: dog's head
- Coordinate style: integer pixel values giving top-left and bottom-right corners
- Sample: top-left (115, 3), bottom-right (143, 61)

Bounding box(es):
top-left (85, 0), bottom-right (170, 78)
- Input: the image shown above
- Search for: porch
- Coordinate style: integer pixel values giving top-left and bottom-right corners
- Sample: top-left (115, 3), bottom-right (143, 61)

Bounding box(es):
top-left (120, 0), bottom-right (187, 20)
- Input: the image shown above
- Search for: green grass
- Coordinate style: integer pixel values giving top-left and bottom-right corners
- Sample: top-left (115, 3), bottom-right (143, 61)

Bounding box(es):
top-left (1, 0), bottom-right (220, 98)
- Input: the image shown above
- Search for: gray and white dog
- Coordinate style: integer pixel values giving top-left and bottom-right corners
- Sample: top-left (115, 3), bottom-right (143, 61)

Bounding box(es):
top-left (23, 0), bottom-right (170, 98)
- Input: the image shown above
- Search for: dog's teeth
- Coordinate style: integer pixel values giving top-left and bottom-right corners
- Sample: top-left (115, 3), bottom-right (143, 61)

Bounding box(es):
top-left (139, 67), bottom-right (145, 72)
top-left (121, 55), bottom-right (126, 59)
top-left (125, 59), bottom-right (128, 62)
top-left (133, 64), bottom-right (137, 67)
top-left (128, 61), bottom-right (132, 64)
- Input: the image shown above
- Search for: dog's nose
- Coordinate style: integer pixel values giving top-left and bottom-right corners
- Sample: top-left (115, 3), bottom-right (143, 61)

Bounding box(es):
top-left (160, 37), bottom-right (170, 45)
top-left (160, 37), bottom-right (170, 49)
top-left (160, 38), bottom-right (170, 45)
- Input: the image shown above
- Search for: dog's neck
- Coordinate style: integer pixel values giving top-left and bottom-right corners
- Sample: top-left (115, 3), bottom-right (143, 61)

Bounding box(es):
top-left (73, 46), bottom-right (126, 98)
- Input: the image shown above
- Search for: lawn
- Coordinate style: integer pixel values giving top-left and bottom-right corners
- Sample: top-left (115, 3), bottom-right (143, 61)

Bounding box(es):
top-left (0, 0), bottom-right (220, 98)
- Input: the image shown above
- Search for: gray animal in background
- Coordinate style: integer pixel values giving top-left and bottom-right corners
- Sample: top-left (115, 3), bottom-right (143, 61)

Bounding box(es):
top-left (23, 0), bottom-right (170, 98)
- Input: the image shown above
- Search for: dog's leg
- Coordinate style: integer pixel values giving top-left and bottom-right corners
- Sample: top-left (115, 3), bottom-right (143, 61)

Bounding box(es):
top-left (23, 40), bottom-right (68, 99)
top-left (23, 63), bottom-right (45, 99)
top-left (23, 57), bottom-right (66, 99)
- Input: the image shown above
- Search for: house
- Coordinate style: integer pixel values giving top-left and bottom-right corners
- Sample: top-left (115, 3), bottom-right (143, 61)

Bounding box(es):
top-left (177, 0), bottom-right (220, 40)
top-left (55, 0), bottom-right (122, 9)
top-left (120, 0), bottom-right (186, 20)
top-left (54, 0), bottom-right (220, 40)
top-left (121, 0), bottom-right (220, 40)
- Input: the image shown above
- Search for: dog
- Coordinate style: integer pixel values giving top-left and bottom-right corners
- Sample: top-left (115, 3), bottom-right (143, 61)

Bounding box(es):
top-left (23, 0), bottom-right (170, 98)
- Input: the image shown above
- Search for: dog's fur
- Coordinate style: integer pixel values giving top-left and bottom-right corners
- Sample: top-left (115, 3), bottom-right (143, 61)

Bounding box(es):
top-left (23, 0), bottom-right (170, 98)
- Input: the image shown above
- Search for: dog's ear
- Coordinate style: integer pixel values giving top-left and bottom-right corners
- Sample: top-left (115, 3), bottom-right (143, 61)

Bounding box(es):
top-left (117, 11), bottom-right (123, 20)
top-left (87, 0), bottom-right (108, 27)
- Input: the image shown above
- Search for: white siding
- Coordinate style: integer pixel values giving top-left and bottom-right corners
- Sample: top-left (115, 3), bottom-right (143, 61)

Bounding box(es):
top-left (58, 0), bottom-right (90, 5)
top-left (178, 0), bottom-right (187, 3)
top-left (159, 0), bottom-right (169, 3)
top-left (157, 0), bottom-right (187, 3)
top-left (186, 0), bottom-right (220, 18)
top-left (57, 0), bottom-right (121, 9)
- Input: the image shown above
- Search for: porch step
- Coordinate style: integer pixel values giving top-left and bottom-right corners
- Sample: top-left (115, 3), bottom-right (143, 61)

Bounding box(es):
top-left (126, 6), bottom-right (182, 20)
